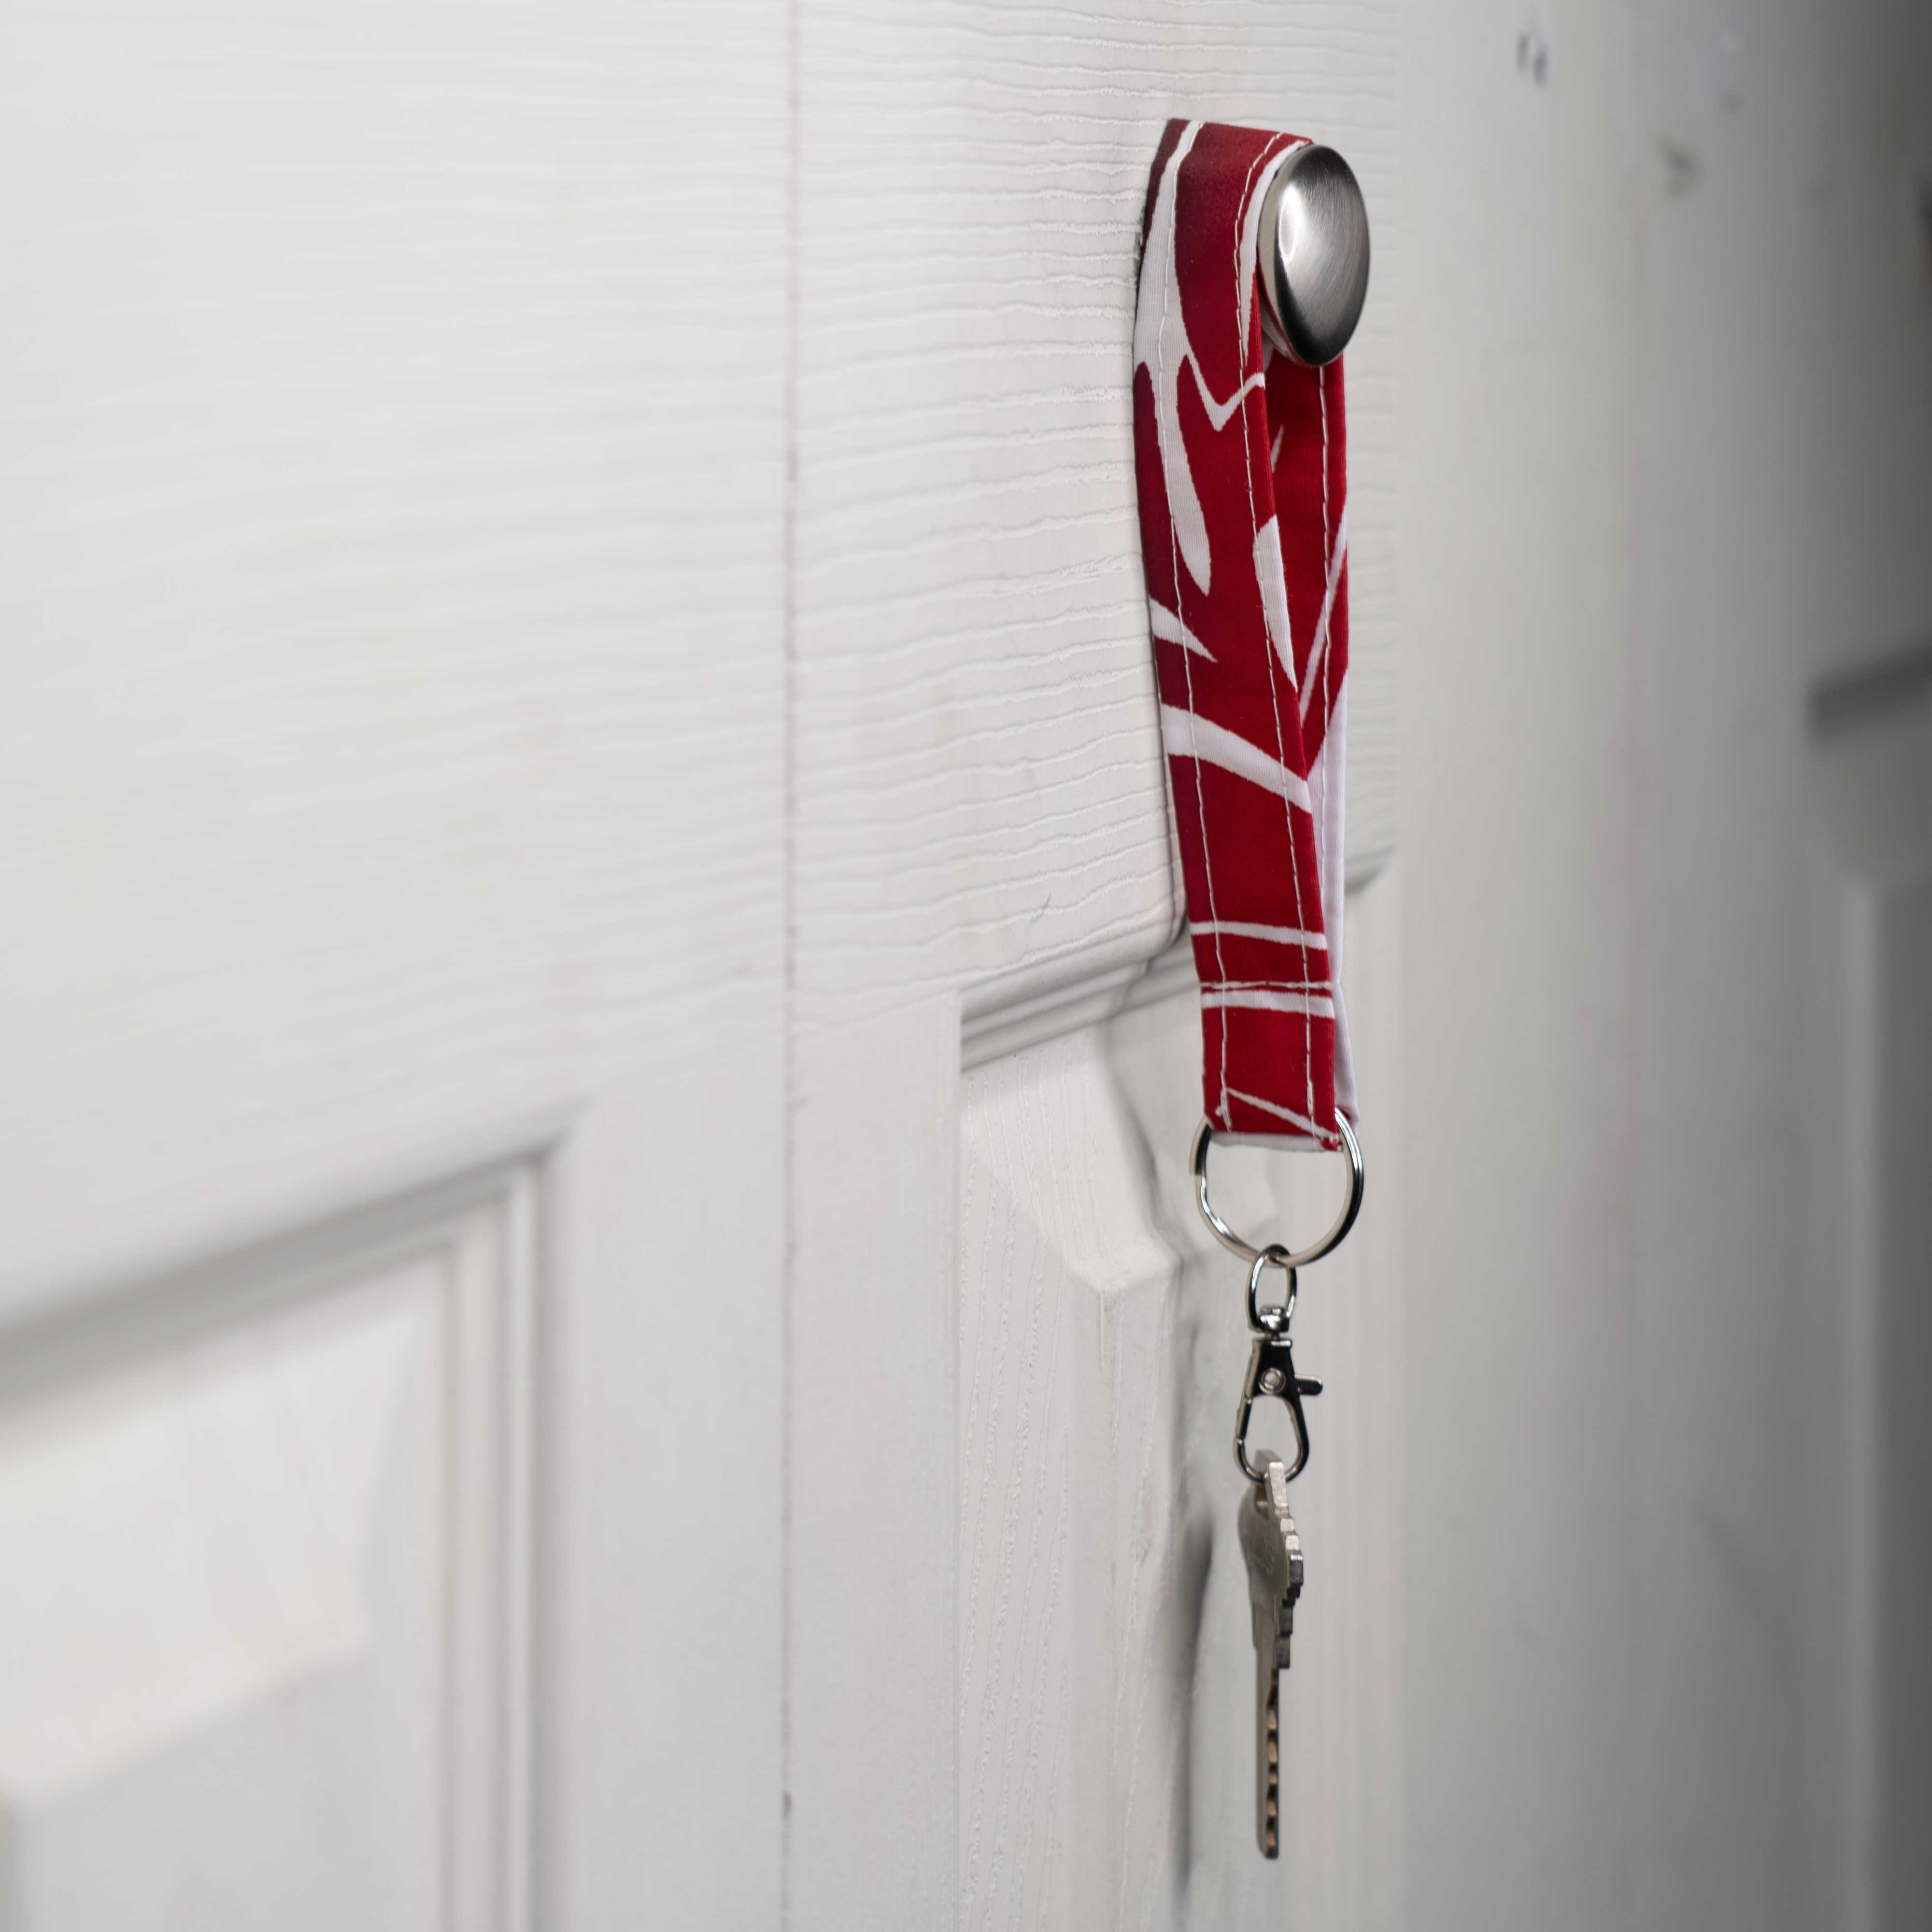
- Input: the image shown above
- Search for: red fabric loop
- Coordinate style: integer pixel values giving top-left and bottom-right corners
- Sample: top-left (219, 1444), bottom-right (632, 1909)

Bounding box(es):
top-left (1133, 119), bottom-right (1356, 1149)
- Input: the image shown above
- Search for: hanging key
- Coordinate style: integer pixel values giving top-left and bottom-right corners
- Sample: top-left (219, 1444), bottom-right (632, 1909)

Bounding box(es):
top-left (1238, 1454), bottom-right (1303, 1858)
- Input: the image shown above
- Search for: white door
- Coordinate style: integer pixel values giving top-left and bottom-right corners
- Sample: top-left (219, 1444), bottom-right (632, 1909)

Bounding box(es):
top-left (3, 1), bottom-right (1405, 1921)
top-left (8, 0), bottom-right (1932, 1927)
top-left (780, 13), bottom-right (1404, 1926)
top-left (0, 3), bottom-right (788, 1923)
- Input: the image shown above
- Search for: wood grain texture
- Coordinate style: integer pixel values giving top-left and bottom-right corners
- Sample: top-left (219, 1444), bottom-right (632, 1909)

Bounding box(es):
top-left (794, 0), bottom-right (1398, 1023)
top-left (0, 6), bottom-right (790, 1923)
top-left (958, 1026), bottom-right (1182, 1932)
top-left (0, 0), bottom-right (787, 1295)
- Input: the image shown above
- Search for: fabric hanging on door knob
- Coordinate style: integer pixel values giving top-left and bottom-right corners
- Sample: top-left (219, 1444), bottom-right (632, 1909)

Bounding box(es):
top-left (1132, 118), bottom-right (1356, 1150)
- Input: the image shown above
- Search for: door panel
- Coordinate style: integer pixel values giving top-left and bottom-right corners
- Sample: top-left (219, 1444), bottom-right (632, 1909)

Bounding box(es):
top-left (956, 867), bottom-right (1400, 1932)
top-left (14, 0), bottom-right (1926, 1919)
top-left (1824, 696), bottom-right (1932, 1932)
top-left (0, 1), bottom-right (789, 1923)
top-left (788, 9), bottom-right (1400, 1918)
top-left (1877, 878), bottom-right (1932, 1931)
top-left (0, 1165), bottom-right (533, 1929)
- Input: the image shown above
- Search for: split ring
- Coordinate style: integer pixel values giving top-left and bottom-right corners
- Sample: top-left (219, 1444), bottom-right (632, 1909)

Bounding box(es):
top-left (1191, 1110), bottom-right (1364, 1270)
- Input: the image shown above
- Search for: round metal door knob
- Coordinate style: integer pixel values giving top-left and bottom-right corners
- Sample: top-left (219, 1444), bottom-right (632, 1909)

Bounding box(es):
top-left (1257, 144), bottom-right (1371, 367)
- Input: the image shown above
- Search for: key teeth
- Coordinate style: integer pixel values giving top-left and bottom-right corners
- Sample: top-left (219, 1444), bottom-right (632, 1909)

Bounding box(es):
top-left (1242, 1455), bottom-right (1305, 1861)
top-left (1259, 1656), bottom-right (1281, 1858)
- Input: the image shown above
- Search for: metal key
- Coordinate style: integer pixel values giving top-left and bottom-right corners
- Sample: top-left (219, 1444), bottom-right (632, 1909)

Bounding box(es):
top-left (1237, 1454), bottom-right (1303, 1858)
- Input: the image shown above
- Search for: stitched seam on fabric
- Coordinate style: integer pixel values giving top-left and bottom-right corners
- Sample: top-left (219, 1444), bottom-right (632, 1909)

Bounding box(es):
top-left (1301, 507), bottom-right (1349, 724)
top-left (1314, 361), bottom-right (1335, 994)
top-left (1227, 139), bottom-right (1282, 1134)
top-left (1321, 364), bottom-right (1349, 1136)
top-left (1211, 978), bottom-right (1330, 990)
top-left (1152, 121), bottom-right (1230, 1126)
top-left (1303, 361), bottom-right (1337, 1045)
top-left (1235, 135), bottom-right (1318, 1137)
top-left (1316, 366), bottom-right (1330, 730)
top-left (1308, 339), bottom-right (1341, 1133)
top-left (1316, 363), bottom-right (1342, 1139)
top-left (1223, 135), bottom-right (1302, 1123)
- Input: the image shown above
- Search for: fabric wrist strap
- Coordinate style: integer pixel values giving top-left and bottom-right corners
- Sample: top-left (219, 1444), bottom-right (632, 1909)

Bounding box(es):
top-left (1132, 117), bottom-right (1357, 1150)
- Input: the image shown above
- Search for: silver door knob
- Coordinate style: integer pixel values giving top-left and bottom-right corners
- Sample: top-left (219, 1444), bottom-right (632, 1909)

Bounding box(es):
top-left (1257, 145), bottom-right (1371, 368)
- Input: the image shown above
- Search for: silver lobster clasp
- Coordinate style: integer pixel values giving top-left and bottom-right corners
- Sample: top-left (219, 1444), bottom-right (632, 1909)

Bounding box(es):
top-left (1235, 1326), bottom-right (1323, 1486)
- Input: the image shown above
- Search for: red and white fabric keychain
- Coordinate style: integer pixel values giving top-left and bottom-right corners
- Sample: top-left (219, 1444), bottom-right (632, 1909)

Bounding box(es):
top-left (1132, 118), bottom-right (1369, 1860)
top-left (1134, 117), bottom-right (1360, 1148)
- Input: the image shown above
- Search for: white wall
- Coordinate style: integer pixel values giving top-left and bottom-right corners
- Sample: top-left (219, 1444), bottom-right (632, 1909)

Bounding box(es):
top-left (1400, 1), bottom-right (1932, 1927)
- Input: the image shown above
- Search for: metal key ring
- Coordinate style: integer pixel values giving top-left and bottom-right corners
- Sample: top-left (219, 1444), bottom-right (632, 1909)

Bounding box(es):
top-left (1191, 1110), bottom-right (1364, 1270)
